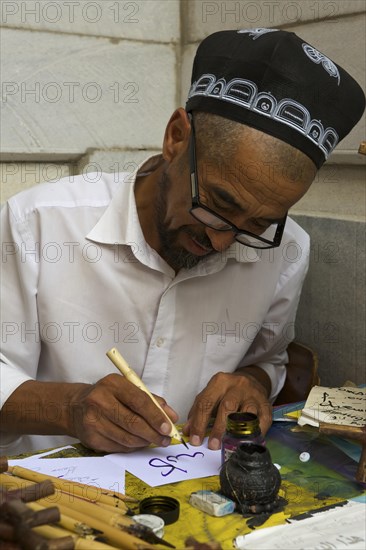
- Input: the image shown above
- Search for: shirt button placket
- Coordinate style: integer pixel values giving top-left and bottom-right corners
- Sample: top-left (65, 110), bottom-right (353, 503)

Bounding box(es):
top-left (155, 337), bottom-right (165, 348)
top-left (142, 287), bottom-right (176, 395)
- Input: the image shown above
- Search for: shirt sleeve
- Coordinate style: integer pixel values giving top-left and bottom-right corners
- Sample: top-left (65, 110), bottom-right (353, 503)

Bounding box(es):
top-left (238, 232), bottom-right (310, 402)
top-left (0, 201), bottom-right (41, 413)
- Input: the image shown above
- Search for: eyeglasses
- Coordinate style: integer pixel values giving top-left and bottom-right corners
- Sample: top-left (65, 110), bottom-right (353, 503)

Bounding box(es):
top-left (188, 113), bottom-right (287, 249)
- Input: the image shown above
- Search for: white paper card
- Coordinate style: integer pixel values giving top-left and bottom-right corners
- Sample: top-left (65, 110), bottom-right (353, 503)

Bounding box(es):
top-left (234, 501), bottom-right (366, 550)
top-left (9, 456), bottom-right (125, 493)
top-left (105, 439), bottom-right (221, 486)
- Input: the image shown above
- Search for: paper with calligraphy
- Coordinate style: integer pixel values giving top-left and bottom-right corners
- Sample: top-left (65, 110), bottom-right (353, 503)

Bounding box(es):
top-left (105, 439), bottom-right (221, 486)
top-left (9, 456), bottom-right (126, 493)
top-left (234, 500), bottom-right (366, 550)
top-left (298, 385), bottom-right (366, 428)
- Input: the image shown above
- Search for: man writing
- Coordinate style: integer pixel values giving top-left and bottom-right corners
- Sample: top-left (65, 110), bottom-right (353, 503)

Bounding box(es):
top-left (1, 29), bottom-right (364, 456)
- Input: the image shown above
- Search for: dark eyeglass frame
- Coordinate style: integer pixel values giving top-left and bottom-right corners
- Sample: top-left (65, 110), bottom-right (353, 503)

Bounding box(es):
top-left (187, 112), bottom-right (287, 249)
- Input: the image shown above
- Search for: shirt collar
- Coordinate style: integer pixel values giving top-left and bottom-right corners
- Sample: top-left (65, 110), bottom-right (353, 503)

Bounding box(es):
top-left (192, 242), bottom-right (260, 276)
top-left (86, 153), bottom-right (260, 268)
top-left (85, 154), bottom-right (162, 247)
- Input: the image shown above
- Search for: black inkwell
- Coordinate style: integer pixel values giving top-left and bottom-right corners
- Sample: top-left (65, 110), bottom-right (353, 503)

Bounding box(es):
top-left (219, 443), bottom-right (282, 514)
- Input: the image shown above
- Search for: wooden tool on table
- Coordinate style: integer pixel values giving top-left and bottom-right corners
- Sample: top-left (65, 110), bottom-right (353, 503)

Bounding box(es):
top-left (107, 347), bottom-right (188, 449)
top-left (1, 462), bottom-right (169, 549)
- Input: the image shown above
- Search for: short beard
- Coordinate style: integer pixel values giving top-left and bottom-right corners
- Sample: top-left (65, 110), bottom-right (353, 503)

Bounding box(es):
top-left (155, 171), bottom-right (215, 271)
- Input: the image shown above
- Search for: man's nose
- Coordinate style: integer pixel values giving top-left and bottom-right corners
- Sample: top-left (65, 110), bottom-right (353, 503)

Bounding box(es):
top-left (205, 228), bottom-right (236, 252)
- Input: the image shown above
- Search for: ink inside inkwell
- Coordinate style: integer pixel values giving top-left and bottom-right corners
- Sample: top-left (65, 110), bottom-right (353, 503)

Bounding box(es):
top-left (221, 412), bottom-right (265, 464)
top-left (219, 443), bottom-right (282, 514)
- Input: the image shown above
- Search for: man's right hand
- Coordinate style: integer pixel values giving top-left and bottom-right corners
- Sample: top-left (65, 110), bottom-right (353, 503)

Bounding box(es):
top-left (69, 374), bottom-right (178, 452)
top-left (0, 377), bottom-right (179, 453)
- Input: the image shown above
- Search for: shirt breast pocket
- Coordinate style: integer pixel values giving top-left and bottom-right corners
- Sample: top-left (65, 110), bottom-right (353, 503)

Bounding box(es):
top-left (199, 334), bottom-right (251, 392)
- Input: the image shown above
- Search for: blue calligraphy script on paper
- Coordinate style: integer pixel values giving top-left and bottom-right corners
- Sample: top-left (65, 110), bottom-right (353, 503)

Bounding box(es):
top-left (149, 451), bottom-right (204, 477)
top-left (105, 439), bottom-right (221, 487)
top-left (8, 457), bottom-right (126, 493)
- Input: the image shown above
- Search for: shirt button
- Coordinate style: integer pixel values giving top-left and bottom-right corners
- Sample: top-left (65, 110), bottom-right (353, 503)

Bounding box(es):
top-left (156, 337), bottom-right (165, 347)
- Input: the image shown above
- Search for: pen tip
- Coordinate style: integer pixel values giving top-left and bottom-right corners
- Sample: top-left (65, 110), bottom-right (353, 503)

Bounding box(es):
top-left (182, 438), bottom-right (189, 449)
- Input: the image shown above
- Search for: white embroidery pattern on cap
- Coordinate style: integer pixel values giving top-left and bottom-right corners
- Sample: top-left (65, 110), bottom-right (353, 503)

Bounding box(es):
top-left (187, 73), bottom-right (339, 159)
top-left (302, 43), bottom-right (340, 85)
top-left (237, 28), bottom-right (279, 40)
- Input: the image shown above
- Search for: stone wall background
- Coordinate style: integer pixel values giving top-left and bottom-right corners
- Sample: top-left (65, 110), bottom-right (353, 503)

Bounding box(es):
top-left (1, 0), bottom-right (365, 386)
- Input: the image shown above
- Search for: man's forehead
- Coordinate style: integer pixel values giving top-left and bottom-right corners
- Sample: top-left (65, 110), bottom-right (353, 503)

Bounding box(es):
top-left (199, 125), bottom-right (315, 183)
top-left (197, 138), bottom-right (315, 213)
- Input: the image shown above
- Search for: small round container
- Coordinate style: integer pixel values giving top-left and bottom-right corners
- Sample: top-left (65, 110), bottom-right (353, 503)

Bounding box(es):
top-left (221, 412), bottom-right (265, 463)
top-left (139, 496), bottom-right (180, 525)
top-left (132, 514), bottom-right (165, 538)
top-left (299, 451), bottom-right (311, 462)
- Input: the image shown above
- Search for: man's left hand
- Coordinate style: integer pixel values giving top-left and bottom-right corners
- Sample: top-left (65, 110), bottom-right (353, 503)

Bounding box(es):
top-left (182, 370), bottom-right (272, 450)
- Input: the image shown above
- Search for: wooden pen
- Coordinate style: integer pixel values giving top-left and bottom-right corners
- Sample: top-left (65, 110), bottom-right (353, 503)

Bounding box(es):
top-left (106, 347), bottom-right (189, 449)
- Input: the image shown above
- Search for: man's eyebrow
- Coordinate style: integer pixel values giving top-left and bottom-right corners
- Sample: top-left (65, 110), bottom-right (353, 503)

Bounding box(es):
top-left (211, 186), bottom-right (285, 224)
top-left (257, 216), bottom-right (285, 224)
top-left (211, 187), bottom-right (244, 210)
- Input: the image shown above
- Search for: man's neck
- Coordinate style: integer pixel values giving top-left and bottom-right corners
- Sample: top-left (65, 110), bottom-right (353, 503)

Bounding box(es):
top-left (134, 159), bottom-right (165, 257)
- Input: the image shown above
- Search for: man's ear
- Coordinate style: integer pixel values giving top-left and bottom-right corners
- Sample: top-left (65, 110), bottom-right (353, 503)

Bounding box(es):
top-left (162, 108), bottom-right (191, 162)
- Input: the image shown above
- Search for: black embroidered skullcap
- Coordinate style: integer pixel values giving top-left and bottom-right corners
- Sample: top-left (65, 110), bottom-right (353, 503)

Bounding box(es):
top-left (186, 29), bottom-right (365, 168)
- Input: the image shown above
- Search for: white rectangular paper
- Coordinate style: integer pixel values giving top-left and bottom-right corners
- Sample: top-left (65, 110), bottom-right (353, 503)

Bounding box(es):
top-left (9, 456), bottom-right (125, 493)
top-left (234, 501), bottom-right (366, 550)
top-left (105, 439), bottom-right (221, 486)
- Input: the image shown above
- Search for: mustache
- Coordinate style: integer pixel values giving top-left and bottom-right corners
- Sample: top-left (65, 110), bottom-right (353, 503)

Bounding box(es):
top-left (181, 226), bottom-right (213, 250)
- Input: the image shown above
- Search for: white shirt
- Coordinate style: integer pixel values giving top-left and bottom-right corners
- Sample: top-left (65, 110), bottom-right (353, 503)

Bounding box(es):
top-left (0, 155), bottom-right (310, 455)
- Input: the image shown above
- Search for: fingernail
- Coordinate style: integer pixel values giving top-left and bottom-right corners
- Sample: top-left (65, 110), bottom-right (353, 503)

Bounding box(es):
top-left (190, 435), bottom-right (201, 446)
top-left (161, 437), bottom-right (171, 447)
top-left (160, 422), bottom-right (170, 435)
top-left (209, 438), bottom-right (220, 450)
